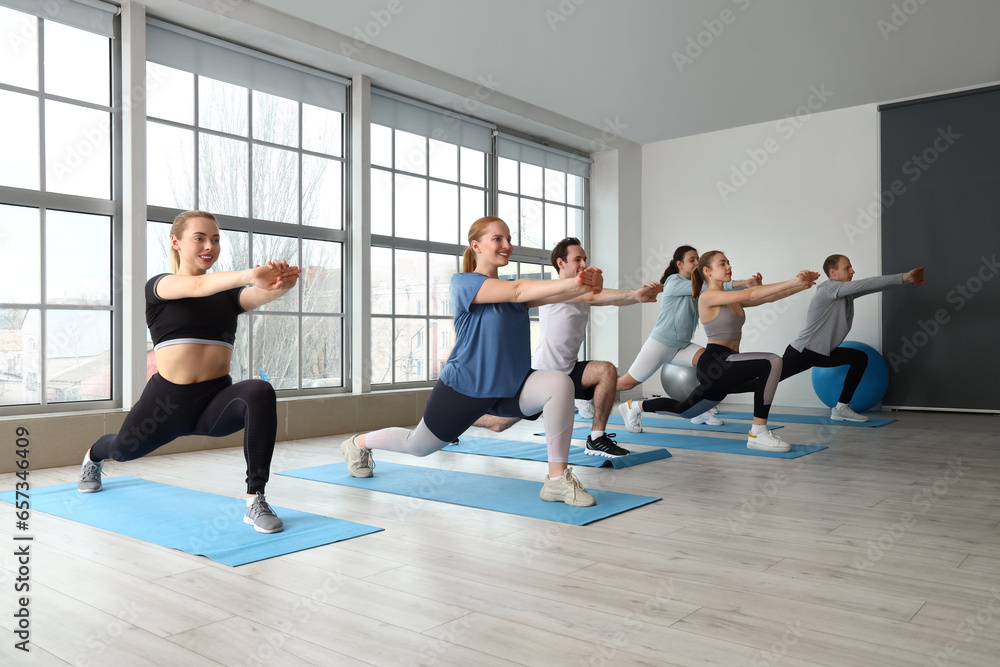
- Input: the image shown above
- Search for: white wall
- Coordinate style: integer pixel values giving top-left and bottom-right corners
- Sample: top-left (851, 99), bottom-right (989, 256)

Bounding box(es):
top-left (640, 102), bottom-right (881, 408)
top-left (590, 142), bottom-right (645, 371)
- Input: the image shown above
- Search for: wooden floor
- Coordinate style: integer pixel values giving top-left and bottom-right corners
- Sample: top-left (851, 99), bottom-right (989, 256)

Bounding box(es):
top-left (2, 407), bottom-right (999, 666)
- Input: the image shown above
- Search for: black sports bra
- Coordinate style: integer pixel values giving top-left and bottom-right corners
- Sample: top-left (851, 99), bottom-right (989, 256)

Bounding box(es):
top-left (145, 274), bottom-right (245, 350)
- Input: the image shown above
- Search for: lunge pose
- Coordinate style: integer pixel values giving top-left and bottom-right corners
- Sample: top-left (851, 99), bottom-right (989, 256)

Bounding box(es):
top-left (782, 255), bottom-right (926, 421)
top-left (616, 245), bottom-right (761, 428)
top-left (620, 251), bottom-right (819, 452)
top-left (342, 218), bottom-right (604, 506)
top-left (471, 237), bottom-right (661, 459)
top-left (77, 211), bottom-right (300, 533)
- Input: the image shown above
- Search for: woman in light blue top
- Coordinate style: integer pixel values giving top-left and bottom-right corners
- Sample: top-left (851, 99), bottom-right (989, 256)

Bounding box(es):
top-left (617, 245), bottom-right (760, 425)
top-left (620, 251), bottom-right (819, 452)
top-left (340, 217), bottom-right (604, 507)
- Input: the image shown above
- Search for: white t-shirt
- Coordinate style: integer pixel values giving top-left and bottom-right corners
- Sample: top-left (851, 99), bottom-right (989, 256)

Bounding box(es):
top-left (531, 301), bottom-right (590, 373)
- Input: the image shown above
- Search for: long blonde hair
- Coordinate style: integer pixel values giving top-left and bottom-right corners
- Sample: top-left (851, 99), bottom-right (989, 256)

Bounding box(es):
top-left (691, 250), bottom-right (724, 299)
top-left (462, 216), bottom-right (505, 273)
top-left (168, 210), bottom-right (217, 274)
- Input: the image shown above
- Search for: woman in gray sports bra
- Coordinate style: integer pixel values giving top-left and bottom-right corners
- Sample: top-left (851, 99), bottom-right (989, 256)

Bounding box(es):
top-left (621, 250), bottom-right (818, 453)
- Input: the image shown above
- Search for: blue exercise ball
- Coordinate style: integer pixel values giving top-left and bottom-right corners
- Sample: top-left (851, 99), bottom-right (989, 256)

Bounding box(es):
top-left (810, 341), bottom-right (889, 412)
top-left (660, 364), bottom-right (699, 400)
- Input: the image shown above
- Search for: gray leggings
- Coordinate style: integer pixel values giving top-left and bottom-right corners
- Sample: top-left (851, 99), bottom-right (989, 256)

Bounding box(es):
top-left (364, 370), bottom-right (575, 463)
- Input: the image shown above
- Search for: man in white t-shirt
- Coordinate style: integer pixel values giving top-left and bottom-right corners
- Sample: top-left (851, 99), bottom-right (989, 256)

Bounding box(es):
top-left (471, 237), bottom-right (661, 458)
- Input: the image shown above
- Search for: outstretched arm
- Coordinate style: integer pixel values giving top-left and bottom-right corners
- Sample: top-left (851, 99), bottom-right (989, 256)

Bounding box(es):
top-left (701, 271), bottom-right (819, 308)
top-left (904, 266), bottom-right (926, 285)
top-left (240, 260), bottom-right (302, 311)
top-left (730, 272), bottom-right (763, 289)
top-left (473, 266), bottom-right (603, 306)
top-left (154, 261), bottom-right (297, 301)
top-left (577, 281), bottom-right (662, 306)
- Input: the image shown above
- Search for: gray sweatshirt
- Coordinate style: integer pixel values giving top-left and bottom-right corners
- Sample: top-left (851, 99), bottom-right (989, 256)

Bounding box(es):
top-left (790, 274), bottom-right (904, 355)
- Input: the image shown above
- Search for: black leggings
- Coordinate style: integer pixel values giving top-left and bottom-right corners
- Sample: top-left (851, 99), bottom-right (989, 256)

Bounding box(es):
top-left (780, 345), bottom-right (868, 404)
top-left (642, 344), bottom-right (781, 420)
top-left (89, 374), bottom-right (277, 494)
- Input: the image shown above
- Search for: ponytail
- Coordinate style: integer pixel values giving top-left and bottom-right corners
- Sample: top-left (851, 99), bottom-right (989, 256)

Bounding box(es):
top-left (462, 246), bottom-right (477, 273)
top-left (462, 216), bottom-right (504, 273)
top-left (691, 250), bottom-right (723, 299)
top-left (660, 244), bottom-right (697, 283)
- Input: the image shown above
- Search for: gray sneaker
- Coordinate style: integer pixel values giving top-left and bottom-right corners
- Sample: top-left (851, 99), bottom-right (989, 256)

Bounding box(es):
top-left (341, 436), bottom-right (374, 478)
top-left (243, 493), bottom-right (283, 534)
top-left (77, 453), bottom-right (104, 493)
top-left (540, 467), bottom-right (596, 507)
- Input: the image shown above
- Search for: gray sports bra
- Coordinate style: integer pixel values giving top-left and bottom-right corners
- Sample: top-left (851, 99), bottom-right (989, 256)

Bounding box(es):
top-left (702, 305), bottom-right (746, 341)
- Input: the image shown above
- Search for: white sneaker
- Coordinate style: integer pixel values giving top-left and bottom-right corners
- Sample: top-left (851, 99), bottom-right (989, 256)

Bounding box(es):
top-left (709, 406), bottom-right (720, 415)
top-left (690, 411), bottom-right (725, 426)
top-left (747, 429), bottom-right (791, 452)
top-left (575, 399), bottom-right (595, 419)
top-left (539, 468), bottom-right (596, 507)
top-left (618, 400), bottom-right (643, 433)
top-left (830, 405), bottom-right (869, 422)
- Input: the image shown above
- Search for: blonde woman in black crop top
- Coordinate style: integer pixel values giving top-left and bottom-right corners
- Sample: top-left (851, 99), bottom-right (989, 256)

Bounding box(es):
top-left (620, 251), bottom-right (818, 452)
top-left (76, 211), bottom-right (300, 533)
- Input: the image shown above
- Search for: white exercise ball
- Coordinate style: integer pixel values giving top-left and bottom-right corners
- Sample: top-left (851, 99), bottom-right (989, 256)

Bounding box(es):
top-left (659, 364), bottom-right (699, 400)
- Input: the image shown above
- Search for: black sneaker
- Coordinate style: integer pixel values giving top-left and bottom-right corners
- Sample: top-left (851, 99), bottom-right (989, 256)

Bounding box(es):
top-left (585, 433), bottom-right (630, 459)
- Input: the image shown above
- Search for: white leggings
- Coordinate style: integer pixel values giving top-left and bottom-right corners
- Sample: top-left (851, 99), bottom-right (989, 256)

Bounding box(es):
top-left (364, 370), bottom-right (576, 463)
top-left (626, 339), bottom-right (701, 382)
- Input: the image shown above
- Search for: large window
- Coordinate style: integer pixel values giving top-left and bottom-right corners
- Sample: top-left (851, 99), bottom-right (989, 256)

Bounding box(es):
top-left (0, 8), bottom-right (594, 408)
top-left (369, 92), bottom-right (493, 385)
top-left (0, 2), bottom-right (118, 410)
top-left (497, 134), bottom-right (588, 251)
top-left (144, 21), bottom-right (348, 391)
top-left (368, 95), bottom-right (591, 388)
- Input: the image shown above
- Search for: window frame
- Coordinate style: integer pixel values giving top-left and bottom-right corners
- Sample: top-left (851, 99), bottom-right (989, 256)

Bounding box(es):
top-left (0, 8), bottom-right (120, 415)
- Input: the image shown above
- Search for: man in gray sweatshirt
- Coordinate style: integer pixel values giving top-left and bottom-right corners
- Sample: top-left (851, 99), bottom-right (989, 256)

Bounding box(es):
top-left (781, 254), bottom-right (926, 421)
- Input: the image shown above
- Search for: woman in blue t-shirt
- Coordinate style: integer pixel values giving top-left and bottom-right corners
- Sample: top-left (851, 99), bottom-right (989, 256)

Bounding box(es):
top-left (342, 216), bottom-right (604, 507)
top-left (75, 210), bottom-right (300, 533)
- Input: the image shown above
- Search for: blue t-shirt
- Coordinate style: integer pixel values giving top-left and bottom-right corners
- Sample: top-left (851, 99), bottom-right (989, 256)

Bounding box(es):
top-left (437, 272), bottom-right (530, 398)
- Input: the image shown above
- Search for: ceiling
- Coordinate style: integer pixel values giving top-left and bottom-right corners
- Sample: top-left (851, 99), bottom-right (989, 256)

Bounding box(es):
top-left (248, 0), bottom-right (1000, 147)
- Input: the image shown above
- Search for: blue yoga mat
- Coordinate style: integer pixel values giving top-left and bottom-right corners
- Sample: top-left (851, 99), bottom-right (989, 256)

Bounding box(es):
top-left (278, 462), bottom-right (660, 526)
top-left (714, 411), bottom-right (897, 427)
top-left (580, 414), bottom-right (781, 434)
top-left (0, 477), bottom-right (383, 567)
top-left (444, 436), bottom-right (670, 468)
top-left (539, 427), bottom-right (826, 459)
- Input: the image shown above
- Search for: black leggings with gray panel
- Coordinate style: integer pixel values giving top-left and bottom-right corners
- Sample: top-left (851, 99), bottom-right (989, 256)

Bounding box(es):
top-left (89, 373), bottom-right (277, 494)
top-left (640, 344), bottom-right (782, 420)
